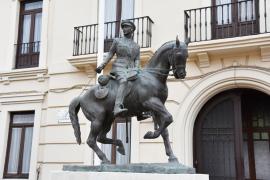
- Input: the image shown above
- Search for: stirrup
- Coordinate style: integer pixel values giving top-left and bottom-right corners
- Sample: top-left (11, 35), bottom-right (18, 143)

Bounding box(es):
top-left (113, 104), bottom-right (128, 117)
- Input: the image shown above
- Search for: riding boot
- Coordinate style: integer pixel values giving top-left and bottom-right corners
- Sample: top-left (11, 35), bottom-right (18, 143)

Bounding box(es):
top-left (114, 82), bottom-right (128, 117)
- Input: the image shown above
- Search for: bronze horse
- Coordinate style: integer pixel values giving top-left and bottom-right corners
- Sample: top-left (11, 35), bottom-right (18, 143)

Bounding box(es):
top-left (69, 38), bottom-right (188, 164)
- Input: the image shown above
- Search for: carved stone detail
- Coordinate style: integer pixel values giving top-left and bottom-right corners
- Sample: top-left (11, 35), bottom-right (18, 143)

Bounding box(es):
top-left (260, 46), bottom-right (270, 62)
top-left (37, 73), bottom-right (45, 82)
top-left (2, 77), bottom-right (10, 85)
top-left (197, 52), bottom-right (210, 68)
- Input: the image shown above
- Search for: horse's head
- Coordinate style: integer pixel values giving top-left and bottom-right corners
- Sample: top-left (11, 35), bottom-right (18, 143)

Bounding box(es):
top-left (169, 36), bottom-right (188, 79)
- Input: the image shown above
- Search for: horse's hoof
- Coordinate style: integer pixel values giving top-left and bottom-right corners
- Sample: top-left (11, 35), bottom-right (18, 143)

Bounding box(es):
top-left (144, 131), bottom-right (155, 139)
top-left (117, 147), bottom-right (126, 155)
top-left (168, 157), bottom-right (179, 164)
top-left (101, 159), bottom-right (110, 164)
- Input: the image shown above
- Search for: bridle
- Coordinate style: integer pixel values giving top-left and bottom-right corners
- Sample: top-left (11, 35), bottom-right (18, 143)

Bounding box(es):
top-left (144, 47), bottom-right (185, 76)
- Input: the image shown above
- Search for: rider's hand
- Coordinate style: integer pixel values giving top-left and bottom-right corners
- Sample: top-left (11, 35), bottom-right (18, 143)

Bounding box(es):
top-left (95, 64), bottom-right (104, 74)
top-left (95, 67), bottom-right (102, 74)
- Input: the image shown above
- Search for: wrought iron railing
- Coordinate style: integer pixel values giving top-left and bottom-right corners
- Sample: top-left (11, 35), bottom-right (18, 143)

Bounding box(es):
top-left (15, 41), bottom-right (40, 69)
top-left (184, 0), bottom-right (270, 43)
top-left (73, 16), bottom-right (154, 56)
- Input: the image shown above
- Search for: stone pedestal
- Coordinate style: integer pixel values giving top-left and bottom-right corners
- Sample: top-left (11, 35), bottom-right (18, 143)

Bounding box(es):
top-left (51, 163), bottom-right (209, 180)
top-left (51, 171), bottom-right (209, 180)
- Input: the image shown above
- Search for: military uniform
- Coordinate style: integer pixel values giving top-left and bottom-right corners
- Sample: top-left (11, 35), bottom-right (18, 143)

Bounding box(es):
top-left (97, 20), bottom-right (140, 117)
top-left (110, 37), bottom-right (140, 81)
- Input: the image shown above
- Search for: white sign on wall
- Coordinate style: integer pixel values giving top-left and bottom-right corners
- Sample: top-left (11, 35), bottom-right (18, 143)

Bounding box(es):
top-left (57, 109), bottom-right (70, 123)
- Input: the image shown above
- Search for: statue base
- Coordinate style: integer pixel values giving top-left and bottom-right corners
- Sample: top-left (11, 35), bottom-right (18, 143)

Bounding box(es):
top-left (51, 163), bottom-right (209, 180)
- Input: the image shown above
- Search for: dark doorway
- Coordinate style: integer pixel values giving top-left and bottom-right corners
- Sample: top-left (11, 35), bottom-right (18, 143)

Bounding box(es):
top-left (194, 89), bottom-right (270, 180)
top-left (212, 0), bottom-right (259, 39)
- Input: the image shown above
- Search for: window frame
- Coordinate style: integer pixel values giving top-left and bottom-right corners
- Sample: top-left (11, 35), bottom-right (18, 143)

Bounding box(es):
top-left (15, 0), bottom-right (42, 69)
top-left (3, 111), bottom-right (35, 179)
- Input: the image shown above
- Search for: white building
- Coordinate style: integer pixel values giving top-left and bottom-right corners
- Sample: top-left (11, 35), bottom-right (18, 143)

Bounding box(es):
top-left (0, 0), bottom-right (269, 180)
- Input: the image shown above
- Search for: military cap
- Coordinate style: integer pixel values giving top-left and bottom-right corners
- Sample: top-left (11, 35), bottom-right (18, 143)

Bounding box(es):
top-left (121, 20), bottom-right (136, 31)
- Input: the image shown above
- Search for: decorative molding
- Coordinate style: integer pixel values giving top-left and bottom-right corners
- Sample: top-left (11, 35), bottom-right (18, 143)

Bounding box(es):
top-left (0, 91), bottom-right (45, 105)
top-left (140, 48), bottom-right (154, 62)
top-left (0, 68), bottom-right (48, 85)
top-left (188, 33), bottom-right (270, 57)
top-left (37, 73), bottom-right (46, 82)
top-left (174, 66), bottom-right (270, 165)
top-left (67, 54), bottom-right (97, 69)
top-left (85, 66), bottom-right (97, 78)
top-left (196, 52), bottom-right (210, 68)
top-left (2, 77), bottom-right (10, 85)
top-left (220, 58), bottom-right (225, 68)
top-left (232, 61), bottom-right (239, 66)
top-left (260, 45), bottom-right (270, 62)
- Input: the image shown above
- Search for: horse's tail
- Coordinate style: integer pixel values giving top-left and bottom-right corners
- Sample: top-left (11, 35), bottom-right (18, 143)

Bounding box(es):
top-left (69, 97), bottom-right (81, 145)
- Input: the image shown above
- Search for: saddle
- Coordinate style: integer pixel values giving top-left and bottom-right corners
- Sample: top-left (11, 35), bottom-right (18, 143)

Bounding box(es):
top-left (94, 71), bottom-right (151, 121)
top-left (94, 75), bottom-right (112, 99)
top-left (94, 69), bottom-right (138, 100)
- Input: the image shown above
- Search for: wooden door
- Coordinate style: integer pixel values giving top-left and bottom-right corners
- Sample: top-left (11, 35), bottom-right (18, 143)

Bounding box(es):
top-left (194, 90), bottom-right (270, 180)
top-left (194, 93), bottom-right (244, 179)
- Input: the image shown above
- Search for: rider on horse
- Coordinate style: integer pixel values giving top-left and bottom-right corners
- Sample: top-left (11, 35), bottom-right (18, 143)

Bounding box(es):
top-left (96, 20), bottom-right (140, 117)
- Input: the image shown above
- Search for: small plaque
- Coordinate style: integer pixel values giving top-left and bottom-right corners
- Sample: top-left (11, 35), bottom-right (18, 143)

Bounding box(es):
top-left (57, 109), bottom-right (70, 123)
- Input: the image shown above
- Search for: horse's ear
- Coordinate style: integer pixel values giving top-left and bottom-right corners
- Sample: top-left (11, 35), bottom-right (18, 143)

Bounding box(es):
top-left (185, 37), bottom-right (190, 46)
top-left (176, 36), bottom-right (180, 48)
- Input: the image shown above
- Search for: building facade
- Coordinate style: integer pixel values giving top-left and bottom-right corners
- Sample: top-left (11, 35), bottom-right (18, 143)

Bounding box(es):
top-left (0, 0), bottom-right (269, 180)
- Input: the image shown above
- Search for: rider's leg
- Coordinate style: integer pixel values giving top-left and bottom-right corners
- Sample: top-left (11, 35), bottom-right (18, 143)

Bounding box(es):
top-left (114, 78), bottom-right (128, 117)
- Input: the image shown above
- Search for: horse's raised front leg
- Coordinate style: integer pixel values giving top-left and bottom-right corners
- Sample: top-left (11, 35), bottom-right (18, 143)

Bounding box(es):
top-left (142, 97), bottom-right (173, 139)
top-left (97, 120), bottom-right (125, 155)
top-left (153, 114), bottom-right (179, 163)
top-left (87, 120), bottom-right (110, 164)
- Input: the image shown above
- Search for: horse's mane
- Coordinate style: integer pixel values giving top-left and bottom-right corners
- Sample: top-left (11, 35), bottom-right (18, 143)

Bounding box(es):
top-left (148, 41), bottom-right (175, 63)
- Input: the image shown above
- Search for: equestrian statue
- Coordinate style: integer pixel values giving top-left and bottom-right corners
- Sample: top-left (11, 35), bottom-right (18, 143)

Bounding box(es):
top-left (69, 20), bottom-right (188, 164)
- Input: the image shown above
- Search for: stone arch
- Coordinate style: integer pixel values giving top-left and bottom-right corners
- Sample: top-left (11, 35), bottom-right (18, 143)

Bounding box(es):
top-left (173, 67), bottom-right (270, 166)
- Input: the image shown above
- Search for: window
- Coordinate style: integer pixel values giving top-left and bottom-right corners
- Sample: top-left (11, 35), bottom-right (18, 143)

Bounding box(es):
top-left (16, 0), bottom-right (42, 69)
top-left (213, 0), bottom-right (259, 39)
top-left (4, 112), bottom-right (35, 179)
top-left (104, 0), bottom-right (134, 51)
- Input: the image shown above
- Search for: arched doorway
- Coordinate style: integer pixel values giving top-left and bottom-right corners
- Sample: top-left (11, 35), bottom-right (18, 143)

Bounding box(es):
top-left (194, 89), bottom-right (270, 180)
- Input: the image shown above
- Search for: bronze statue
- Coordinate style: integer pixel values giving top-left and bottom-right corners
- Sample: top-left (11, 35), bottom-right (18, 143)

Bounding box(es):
top-left (69, 20), bottom-right (188, 164)
top-left (96, 20), bottom-right (140, 117)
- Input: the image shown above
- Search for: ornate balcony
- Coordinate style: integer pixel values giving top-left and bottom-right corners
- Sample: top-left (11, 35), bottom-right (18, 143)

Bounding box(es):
top-left (68, 16), bottom-right (154, 76)
top-left (15, 41), bottom-right (40, 69)
top-left (72, 16), bottom-right (154, 56)
top-left (184, 0), bottom-right (270, 43)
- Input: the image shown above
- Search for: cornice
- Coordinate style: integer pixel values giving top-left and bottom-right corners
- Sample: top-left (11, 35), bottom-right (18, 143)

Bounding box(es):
top-left (0, 68), bottom-right (48, 85)
top-left (188, 33), bottom-right (270, 56)
top-left (187, 34), bottom-right (270, 67)
top-left (0, 91), bottom-right (45, 105)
